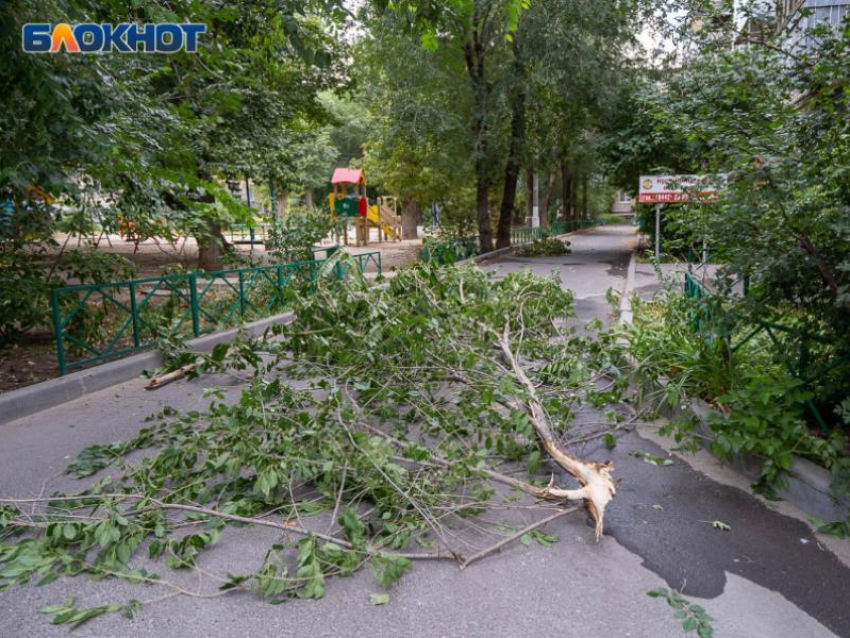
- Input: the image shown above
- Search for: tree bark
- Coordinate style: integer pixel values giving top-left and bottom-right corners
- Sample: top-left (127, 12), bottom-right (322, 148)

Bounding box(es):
top-left (276, 191), bottom-right (287, 222)
top-left (561, 159), bottom-right (572, 225)
top-left (582, 173), bottom-right (589, 221)
top-left (541, 168), bottom-right (556, 225)
top-left (304, 188), bottom-right (314, 211)
top-left (401, 197), bottom-right (420, 240)
top-left (496, 40), bottom-right (526, 249)
top-left (463, 8), bottom-right (493, 253)
top-left (197, 221), bottom-right (227, 271)
top-left (570, 172), bottom-right (578, 223)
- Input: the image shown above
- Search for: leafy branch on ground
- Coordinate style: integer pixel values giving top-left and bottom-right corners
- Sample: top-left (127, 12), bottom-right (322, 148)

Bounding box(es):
top-left (516, 238), bottom-right (571, 257)
top-left (0, 262), bottom-right (627, 628)
top-left (648, 587), bottom-right (715, 637)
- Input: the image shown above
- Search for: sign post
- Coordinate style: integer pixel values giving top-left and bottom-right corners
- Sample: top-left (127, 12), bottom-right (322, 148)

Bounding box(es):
top-left (638, 174), bottom-right (726, 260)
top-left (655, 204), bottom-right (662, 259)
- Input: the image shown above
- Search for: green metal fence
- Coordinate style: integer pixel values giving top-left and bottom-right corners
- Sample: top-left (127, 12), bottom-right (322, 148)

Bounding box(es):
top-left (683, 271), bottom-right (847, 432)
top-left (509, 226), bottom-right (545, 245)
top-left (549, 220), bottom-right (567, 235)
top-left (51, 252), bottom-right (381, 375)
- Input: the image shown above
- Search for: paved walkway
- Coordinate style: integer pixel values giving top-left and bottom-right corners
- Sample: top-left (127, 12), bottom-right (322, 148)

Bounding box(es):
top-left (2, 225), bottom-right (850, 637)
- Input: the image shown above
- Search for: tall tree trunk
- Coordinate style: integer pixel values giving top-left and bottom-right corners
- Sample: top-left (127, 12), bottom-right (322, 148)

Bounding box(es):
top-left (561, 159), bottom-right (572, 226)
top-left (463, 9), bottom-right (493, 253)
top-left (197, 221), bottom-right (227, 271)
top-left (582, 173), bottom-right (589, 221)
top-left (475, 176), bottom-right (492, 251)
top-left (304, 188), bottom-right (314, 211)
top-left (526, 169), bottom-right (534, 222)
top-left (541, 168), bottom-right (556, 224)
top-left (275, 191), bottom-right (287, 222)
top-left (570, 173), bottom-right (578, 224)
top-left (497, 38), bottom-right (526, 249)
top-left (401, 197), bottom-right (420, 240)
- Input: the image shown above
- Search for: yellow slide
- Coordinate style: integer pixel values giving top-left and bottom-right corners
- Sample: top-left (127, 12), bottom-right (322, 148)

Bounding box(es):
top-left (367, 205), bottom-right (399, 240)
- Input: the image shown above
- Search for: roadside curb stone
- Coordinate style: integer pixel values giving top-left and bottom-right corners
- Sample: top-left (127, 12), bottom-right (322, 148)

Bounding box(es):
top-left (0, 311), bottom-right (294, 427)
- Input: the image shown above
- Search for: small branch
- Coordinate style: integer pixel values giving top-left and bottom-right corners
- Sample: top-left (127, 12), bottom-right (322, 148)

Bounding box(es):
top-left (460, 506), bottom-right (578, 569)
top-left (0, 494), bottom-right (455, 562)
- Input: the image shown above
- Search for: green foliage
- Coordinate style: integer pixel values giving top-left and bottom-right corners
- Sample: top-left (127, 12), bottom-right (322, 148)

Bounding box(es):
top-left (372, 553), bottom-right (412, 588)
top-left (627, 288), bottom-right (850, 487)
top-left (648, 587), bottom-right (715, 637)
top-left (266, 207), bottom-right (333, 263)
top-left (0, 242), bottom-right (137, 342)
top-left (811, 515), bottom-right (850, 539)
top-left (40, 597), bottom-right (134, 629)
top-left (620, 22), bottom-right (850, 414)
top-left (519, 530), bottom-right (560, 547)
top-left (369, 592), bottom-right (390, 605)
top-left (630, 451), bottom-right (674, 467)
top-left (517, 238), bottom-right (571, 257)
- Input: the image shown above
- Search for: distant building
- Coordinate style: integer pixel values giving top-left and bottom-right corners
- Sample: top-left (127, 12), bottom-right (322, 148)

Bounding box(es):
top-left (611, 190), bottom-right (634, 217)
top-left (733, 0), bottom-right (848, 49)
top-left (733, 0), bottom-right (775, 48)
top-left (778, 0), bottom-right (849, 47)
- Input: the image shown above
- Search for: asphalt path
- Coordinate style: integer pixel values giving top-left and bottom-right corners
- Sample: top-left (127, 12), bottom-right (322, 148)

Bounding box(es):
top-left (2, 225), bottom-right (849, 637)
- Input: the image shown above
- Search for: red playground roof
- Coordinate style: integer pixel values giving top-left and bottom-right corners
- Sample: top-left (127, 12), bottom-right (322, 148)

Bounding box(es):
top-left (331, 168), bottom-right (365, 185)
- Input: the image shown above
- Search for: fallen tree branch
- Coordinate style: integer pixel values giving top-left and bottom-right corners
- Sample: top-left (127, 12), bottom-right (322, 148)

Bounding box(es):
top-left (146, 363), bottom-right (198, 390)
top-left (0, 494), bottom-right (459, 562)
top-left (496, 324), bottom-right (617, 540)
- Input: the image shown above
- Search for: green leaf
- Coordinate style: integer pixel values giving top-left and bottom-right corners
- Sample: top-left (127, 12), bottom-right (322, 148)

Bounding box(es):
top-left (630, 451), bottom-right (674, 466)
top-left (369, 593), bottom-right (390, 605)
top-left (372, 554), bottom-right (412, 588)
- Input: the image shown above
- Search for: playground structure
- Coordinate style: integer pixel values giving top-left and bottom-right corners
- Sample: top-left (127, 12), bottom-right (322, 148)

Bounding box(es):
top-left (328, 168), bottom-right (402, 246)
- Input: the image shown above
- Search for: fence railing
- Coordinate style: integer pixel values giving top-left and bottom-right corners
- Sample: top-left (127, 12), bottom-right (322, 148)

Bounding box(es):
top-left (509, 226), bottom-right (546, 245)
top-left (51, 252), bottom-right (381, 375)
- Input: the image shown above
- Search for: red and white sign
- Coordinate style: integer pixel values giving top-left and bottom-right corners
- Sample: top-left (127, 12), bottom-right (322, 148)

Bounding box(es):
top-left (638, 174), bottom-right (725, 204)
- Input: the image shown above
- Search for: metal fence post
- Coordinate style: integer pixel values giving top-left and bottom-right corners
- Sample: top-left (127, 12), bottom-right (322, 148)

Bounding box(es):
top-left (189, 273), bottom-right (200, 337)
top-left (129, 282), bottom-right (141, 348)
top-left (51, 289), bottom-right (67, 376)
top-left (238, 271), bottom-right (246, 318)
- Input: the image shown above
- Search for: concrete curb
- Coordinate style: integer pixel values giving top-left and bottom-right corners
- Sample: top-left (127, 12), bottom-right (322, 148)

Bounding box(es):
top-left (618, 254), bottom-right (850, 523)
top-left (618, 247), bottom-right (637, 326)
top-left (0, 310), bottom-right (295, 427)
top-left (458, 245), bottom-right (514, 265)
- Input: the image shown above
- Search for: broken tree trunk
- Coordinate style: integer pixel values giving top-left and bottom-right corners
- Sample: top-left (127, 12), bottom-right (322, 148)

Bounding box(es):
top-left (496, 325), bottom-right (616, 540)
